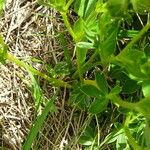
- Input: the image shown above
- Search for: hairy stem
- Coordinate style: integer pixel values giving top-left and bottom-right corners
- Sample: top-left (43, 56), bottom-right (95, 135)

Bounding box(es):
top-left (116, 21), bottom-right (150, 59)
top-left (108, 94), bottom-right (136, 110)
top-left (124, 125), bottom-right (142, 150)
top-left (61, 12), bottom-right (83, 81)
top-left (6, 52), bottom-right (71, 88)
top-left (61, 12), bottom-right (77, 42)
top-left (64, 0), bottom-right (74, 11)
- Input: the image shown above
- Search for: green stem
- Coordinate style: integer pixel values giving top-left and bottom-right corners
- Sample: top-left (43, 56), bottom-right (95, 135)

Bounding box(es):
top-left (61, 12), bottom-right (83, 81)
top-left (58, 33), bottom-right (72, 69)
top-left (124, 126), bottom-right (142, 150)
top-left (61, 12), bottom-right (77, 42)
top-left (6, 53), bottom-right (71, 88)
top-left (72, 51), bottom-right (98, 78)
top-left (116, 21), bottom-right (150, 59)
top-left (108, 94), bottom-right (136, 110)
top-left (64, 0), bottom-right (74, 11)
top-left (76, 47), bottom-right (83, 81)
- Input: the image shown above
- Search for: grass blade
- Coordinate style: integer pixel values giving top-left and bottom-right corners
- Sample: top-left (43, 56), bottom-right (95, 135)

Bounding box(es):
top-left (22, 97), bottom-right (56, 150)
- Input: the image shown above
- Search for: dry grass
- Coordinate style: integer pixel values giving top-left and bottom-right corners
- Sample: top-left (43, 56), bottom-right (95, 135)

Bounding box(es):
top-left (0, 0), bottom-right (86, 149)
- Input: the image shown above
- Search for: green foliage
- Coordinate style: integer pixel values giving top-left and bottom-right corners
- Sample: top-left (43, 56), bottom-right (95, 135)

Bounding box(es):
top-left (0, 0), bottom-right (4, 15)
top-left (142, 80), bottom-right (150, 97)
top-left (89, 97), bottom-right (108, 114)
top-left (0, 35), bottom-right (7, 64)
top-left (1, 0), bottom-right (150, 149)
top-left (80, 84), bottom-right (103, 98)
top-left (95, 72), bottom-right (108, 94)
top-left (23, 96), bottom-right (56, 150)
top-left (131, 0), bottom-right (150, 14)
top-left (28, 71), bottom-right (43, 109)
top-left (38, 0), bottom-right (66, 12)
top-left (79, 126), bottom-right (95, 146)
top-left (107, 0), bottom-right (129, 17)
top-left (117, 49), bottom-right (147, 80)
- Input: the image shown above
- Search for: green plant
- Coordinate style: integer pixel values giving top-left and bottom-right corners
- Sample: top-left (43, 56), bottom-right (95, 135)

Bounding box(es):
top-left (1, 0), bottom-right (150, 149)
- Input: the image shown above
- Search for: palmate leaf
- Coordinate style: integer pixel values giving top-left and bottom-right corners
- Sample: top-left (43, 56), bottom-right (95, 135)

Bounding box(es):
top-left (99, 11), bottom-right (119, 61)
top-left (74, 0), bottom-right (86, 17)
top-left (95, 72), bottom-right (108, 94)
top-left (80, 83), bottom-right (108, 114)
top-left (110, 83), bottom-right (122, 95)
top-left (89, 97), bottom-right (108, 114)
top-left (80, 84), bottom-right (102, 98)
top-left (84, 0), bottom-right (97, 19)
top-left (117, 49), bottom-right (147, 80)
top-left (100, 24), bottom-right (118, 58)
top-left (74, 0), bottom-right (97, 19)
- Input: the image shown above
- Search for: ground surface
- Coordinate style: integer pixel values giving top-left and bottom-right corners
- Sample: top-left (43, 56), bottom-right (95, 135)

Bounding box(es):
top-left (0, 1), bottom-right (75, 149)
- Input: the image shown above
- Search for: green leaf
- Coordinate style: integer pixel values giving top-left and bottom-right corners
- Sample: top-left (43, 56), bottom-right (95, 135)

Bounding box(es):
top-left (74, 0), bottom-right (86, 17)
top-left (116, 133), bottom-right (128, 150)
top-left (141, 59), bottom-right (150, 77)
top-left (76, 42), bottom-right (95, 49)
top-left (70, 84), bottom-right (90, 110)
top-left (73, 18), bottom-right (85, 41)
top-left (29, 72), bottom-right (43, 109)
top-left (131, 0), bottom-right (150, 14)
top-left (79, 136), bottom-right (93, 146)
top-left (144, 123), bottom-right (150, 148)
top-left (79, 126), bottom-right (95, 146)
top-left (96, 2), bottom-right (107, 13)
top-left (0, 35), bottom-right (8, 64)
top-left (101, 26), bottom-right (118, 58)
top-left (84, 12), bottom-right (99, 41)
top-left (137, 98), bottom-right (150, 119)
top-left (84, 0), bottom-right (97, 19)
top-left (0, 0), bottom-right (5, 16)
top-left (83, 126), bottom-right (95, 138)
top-left (144, 44), bottom-right (150, 58)
top-left (22, 97), bottom-right (56, 150)
top-left (99, 12), bottom-right (119, 60)
top-left (142, 80), bottom-right (150, 97)
top-left (74, 94), bottom-right (91, 110)
top-left (122, 79), bottom-right (140, 94)
top-left (107, 0), bottom-right (129, 17)
top-left (101, 24), bottom-right (118, 59)
top-left (89, 97), bottom-right (108, 114)
top-left (54, 62), bottom-right (69, 78)
top-left (110, 82), bottom-right (122, 95)
top-left (46, 64), bottom-right (57, 78)
top-left (117, 49), bottom-right (147, 79)
top-left (95, 72), bottom-right (108, 94)
top-left (0, 0), bottom-right (4, 15)
top-left (58, 33), bottom-right (72, 69)
top-left (80, 84), bottom-right (102, 98)
top-left (76, 47), bottom-right (87, 65)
